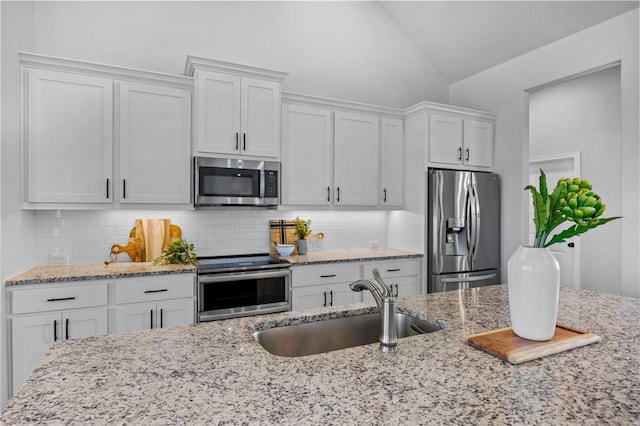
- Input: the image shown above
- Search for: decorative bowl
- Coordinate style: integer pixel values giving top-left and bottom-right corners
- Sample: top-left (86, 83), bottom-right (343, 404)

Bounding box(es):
top-left (275, 244), bottom-right (295, 257)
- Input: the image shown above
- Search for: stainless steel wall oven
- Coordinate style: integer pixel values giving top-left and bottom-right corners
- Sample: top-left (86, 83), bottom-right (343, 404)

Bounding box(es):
top-left (197, 254), bottom-right (291, 322)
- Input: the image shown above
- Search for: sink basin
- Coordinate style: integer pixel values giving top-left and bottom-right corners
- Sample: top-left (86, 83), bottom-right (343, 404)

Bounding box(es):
top-left (253, 312), bottom-right (442, 357)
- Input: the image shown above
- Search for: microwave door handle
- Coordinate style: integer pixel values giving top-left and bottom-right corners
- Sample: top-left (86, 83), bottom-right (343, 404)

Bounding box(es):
top-left (260, 169), bottom-right (265, 199)
top-left (198, 269), bottom-right (289, 284)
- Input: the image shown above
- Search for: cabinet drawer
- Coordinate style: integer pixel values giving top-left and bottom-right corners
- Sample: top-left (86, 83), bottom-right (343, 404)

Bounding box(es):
top-left (292, 263), bottom-right (361, 287)
top-left (114, 274), bottom-right (194, 304)
top-left (11, 283), bottom-right (108, 315)
top-left (362, 259), bottom-right (421, 279)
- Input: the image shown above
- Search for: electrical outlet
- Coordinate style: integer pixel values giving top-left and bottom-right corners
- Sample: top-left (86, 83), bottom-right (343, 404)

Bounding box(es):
top-left (49, 253), bottom-right (68, 264)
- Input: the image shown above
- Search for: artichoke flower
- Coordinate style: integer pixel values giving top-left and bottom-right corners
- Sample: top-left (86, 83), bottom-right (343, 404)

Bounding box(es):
top-left (526, 170), bottom-right (620, 248)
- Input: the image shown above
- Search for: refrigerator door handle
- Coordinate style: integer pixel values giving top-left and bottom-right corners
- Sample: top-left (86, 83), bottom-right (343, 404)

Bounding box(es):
top-left (468, 175), bottom-right (481, 265)
top-left (440, 273), bottom-right (497, 283)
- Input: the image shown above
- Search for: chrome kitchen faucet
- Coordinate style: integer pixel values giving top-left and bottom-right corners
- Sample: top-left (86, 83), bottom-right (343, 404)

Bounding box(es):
top-left (349, 268), bottom-right (398, 353)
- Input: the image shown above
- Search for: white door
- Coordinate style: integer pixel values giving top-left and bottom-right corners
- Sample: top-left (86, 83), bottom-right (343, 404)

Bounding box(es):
top-left (157, 299), bottom-right (194, 329)
top-left (195, 70), bottom-right (241, 155)
top-left (63, 308), bottom-right (108, 340)
top-left (291, 286), bottom-right (327, 311)
top-left (334, 111), bottom-right (379, 206)
top-left (241, 78), bottom-right (281, 158)
top-left (529, 154), bottom-right (581, 287)
top-left (26, 68), bottom-right (113, 203)
top-left (380, 118), bottom-right (404, 207)
top-left (11, 312), bottom-right (60, 395)
top-left (119, 82), bottom-right (191, 204)
top-left (114, 302), bottom-right (157, 333)
top-left (428, 113), bottom-right (462, 166)
top-left (281, 103), bottom-right (333, 205)
top-left (463, 119), bottom-right (494, 168)
top-left (327, 283), bottom-right (361, 306)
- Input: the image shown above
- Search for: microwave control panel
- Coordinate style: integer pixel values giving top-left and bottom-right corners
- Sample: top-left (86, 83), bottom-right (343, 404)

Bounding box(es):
top-left (265, 170), bottom-right (279, 198)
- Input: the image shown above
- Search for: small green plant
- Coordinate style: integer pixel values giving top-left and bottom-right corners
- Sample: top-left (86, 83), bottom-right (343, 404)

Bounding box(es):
top-left (526, 169), bottom-right (620, 247)
top-left (154, 239), bottom-right (198, 265)
top-left (294, 217), bottom-right (311, 240)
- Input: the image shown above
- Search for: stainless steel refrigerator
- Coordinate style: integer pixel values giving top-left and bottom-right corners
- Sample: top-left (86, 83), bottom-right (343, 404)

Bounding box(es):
top-left (427, 169), bottom-right (501, 292)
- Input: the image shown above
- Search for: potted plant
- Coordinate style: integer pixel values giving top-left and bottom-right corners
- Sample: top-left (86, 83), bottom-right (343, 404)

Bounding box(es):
top-left (153, 240), bottom-right (198, 265)
top-left (294, 217), bottom-right (311, 255)
top-left (508, 169), bottom-right (619, 340)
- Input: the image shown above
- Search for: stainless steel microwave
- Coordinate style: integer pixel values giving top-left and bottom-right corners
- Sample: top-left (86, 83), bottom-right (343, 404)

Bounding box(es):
top-left (194, 157), bottom-right (280, 207)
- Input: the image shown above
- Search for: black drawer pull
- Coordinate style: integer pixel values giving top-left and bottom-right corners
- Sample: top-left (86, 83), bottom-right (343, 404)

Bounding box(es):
top-left (150, 310), bottom-right (154, 329)
top-left (47, 297), bottom-right (76, 302)
top-left (387, 269), bottom-right (401, 272)
top-left (53, 319), bottom-right (57, 341)
top-left (320, 274), bottom-right (337, 278)
top-left (65, 318), bottom-right (70, 340)
top-left (144, 289), bottom-right (168, 294)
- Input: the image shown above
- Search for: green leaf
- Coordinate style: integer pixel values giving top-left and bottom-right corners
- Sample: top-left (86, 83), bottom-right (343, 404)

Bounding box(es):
top-left (544, 216), bottom-right (621, 247)
top-left (525, 184), bottom-right (548, 239)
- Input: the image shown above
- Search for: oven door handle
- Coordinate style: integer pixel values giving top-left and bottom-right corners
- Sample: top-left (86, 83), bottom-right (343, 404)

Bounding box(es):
top-left (198, 269), bottom-right (290, 284)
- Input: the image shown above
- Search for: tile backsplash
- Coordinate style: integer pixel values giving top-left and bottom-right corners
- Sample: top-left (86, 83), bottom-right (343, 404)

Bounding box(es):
top-left (34, 209), bottom-right (389, 264)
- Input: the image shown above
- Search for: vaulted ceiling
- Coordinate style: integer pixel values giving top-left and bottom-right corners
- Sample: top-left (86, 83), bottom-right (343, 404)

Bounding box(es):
top-left (378, 1), bottom-right (639, 83)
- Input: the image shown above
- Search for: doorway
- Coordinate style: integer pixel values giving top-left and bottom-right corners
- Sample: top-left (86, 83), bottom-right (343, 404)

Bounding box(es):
top-left (528, 65), bottom-right (622, 294)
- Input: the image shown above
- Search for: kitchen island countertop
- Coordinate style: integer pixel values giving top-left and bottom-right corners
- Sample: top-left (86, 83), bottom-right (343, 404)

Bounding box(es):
top-left (286, 247), bottom-right (422, 265)
top-left (2, 284), bottom-right (638, 424)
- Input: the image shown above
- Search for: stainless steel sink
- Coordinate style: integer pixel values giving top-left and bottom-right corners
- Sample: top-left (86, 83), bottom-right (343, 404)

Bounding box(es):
top-left (253, 312), bottom-right (442, 357)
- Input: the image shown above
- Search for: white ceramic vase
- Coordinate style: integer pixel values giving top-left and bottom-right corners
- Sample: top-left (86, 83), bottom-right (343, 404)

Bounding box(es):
top-left (507, 245), bottom-right (560, 341)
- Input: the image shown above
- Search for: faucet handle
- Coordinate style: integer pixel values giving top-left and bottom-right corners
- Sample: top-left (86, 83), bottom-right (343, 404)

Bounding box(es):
top-left (372, 268), bottom-right (394, 297)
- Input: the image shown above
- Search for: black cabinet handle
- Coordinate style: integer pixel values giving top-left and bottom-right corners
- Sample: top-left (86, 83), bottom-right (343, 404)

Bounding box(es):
top-left (457, 147), bottom-right (462, 161)
top-left (65, 318), bottom-right (69, 340)
top-left (243, 133), bottom-right (246, 151)
top-left (47, 297), bottom-right (76, 302)
top-left (144, 289), bottom-right (168, 294)
top-left (150, 310), bottom-right (154, 330)
top-left (235, 132), bottom-right (239, 150)
top-left (53, 319), bottom-right (57, 342)
top-left (320, 274), bottom-right (336, 278)
top-left (336, 187), bottom-right (341, 202)
top-left (383, 188), bottom-right (387, 203)
top-left (160, 309), bottom-right (164, 328)
top-left (465, 148), bottom-right (470, 162)
top-left (123, 179), bottom-right (127, 199)
top-left (394, 284), bottom-right (399, 298)
top-left (106, 178), bottom-right (110, 199)
top-left (323, 291), bottom-right (327, 307)
top-left (568, 242), bottom-right (575, 248)
top-left (327, 186), bottom-right (331, 202)
top-left (329, 290), bottom-right (334, 307)
top-left (387, 269), bottom-right (401, 272)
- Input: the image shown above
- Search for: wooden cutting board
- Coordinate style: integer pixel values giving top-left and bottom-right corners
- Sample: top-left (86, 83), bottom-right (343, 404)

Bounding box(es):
top-left (464, 325), bottom-right (601, 364)
top-left (109, 220), bottom-right (181, 262)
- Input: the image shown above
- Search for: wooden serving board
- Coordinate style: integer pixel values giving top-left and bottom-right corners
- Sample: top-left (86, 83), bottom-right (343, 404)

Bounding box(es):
top-left (464, 325), bottom-right (601, 364)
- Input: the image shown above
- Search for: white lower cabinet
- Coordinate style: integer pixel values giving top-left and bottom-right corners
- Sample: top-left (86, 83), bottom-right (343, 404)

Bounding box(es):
top-left (291, 283), bottom-right (360, 311)
top-left (7, 273), bottom-right (195, 397)
top-left (362, 258), bottom-right (422, 301)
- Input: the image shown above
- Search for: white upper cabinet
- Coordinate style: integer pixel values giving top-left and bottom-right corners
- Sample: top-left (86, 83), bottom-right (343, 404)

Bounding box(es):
top-left (281, 103), bottom-right (333, 205)
top-left (334, 111), bottom-right (380, 206)
top-left (186, 56), bottom-right (288, 159)
top-left (25, 68), bottom-right (114, 204)
top-left (20, 53), bottom-right (193, 209)
top-left (118, 81), bottom-right (191, 204)
top-left (380, 118), bottom-right (404, 208)
top-left (428, 112), bottom-right (494, 169)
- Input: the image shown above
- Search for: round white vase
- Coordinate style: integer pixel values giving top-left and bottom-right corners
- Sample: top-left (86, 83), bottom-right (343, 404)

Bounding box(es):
top-left (507, 245), bottom-right (560, 341)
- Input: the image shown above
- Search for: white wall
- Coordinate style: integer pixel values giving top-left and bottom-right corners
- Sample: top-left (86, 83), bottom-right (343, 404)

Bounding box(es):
top-left (31, 209), bottom-right (389, 265)
top-left (450, 10), bottom-right (639, 297)
top-left (530, 66), bottom-right (622, 294)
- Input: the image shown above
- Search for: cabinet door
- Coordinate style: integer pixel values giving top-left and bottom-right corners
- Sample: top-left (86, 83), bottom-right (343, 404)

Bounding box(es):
top-left (281, 103), bottom-right (333, 205)
top-left (11, 312), bottom-right (60, 395)
top-left (428, 113), bottom-right (463, 166)
top-left (26, 68), bottom-right (113, 203)
top-left (63, 308), bottom-right (108, 340)
top-left (241, 78), bottom-right (281, 158)
top-left (291, 286), bottom-right (328, 311)
top-left (334, 111), bottom-right (380, 206)
top-left (380, 118), bottom-right (404, 207)
top-left (119, 82), bottom-right (191, 204)
top-left (194, 70), bottom-right (241, 155)
top-left (114, 302), bottom-right (157, 333)
top-left (327, 282), bottom-right (361, 307)
top-left (463, 119), bottom-right (494, 168)
top-left (156, 299), bottom-right (194, 329)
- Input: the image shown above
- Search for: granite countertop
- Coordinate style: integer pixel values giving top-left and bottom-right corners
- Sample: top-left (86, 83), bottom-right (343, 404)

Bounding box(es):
top-left (287, 248), bottom-right (422, 265)
top-left (4, 262), bottom-right (196, 286)
top-left (3, 285), bottom-right (639, 424)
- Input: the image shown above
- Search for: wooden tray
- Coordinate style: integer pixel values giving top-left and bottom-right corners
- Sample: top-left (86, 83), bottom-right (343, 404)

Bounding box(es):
top-left (464, 325), bottom-right (601, 364)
